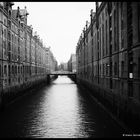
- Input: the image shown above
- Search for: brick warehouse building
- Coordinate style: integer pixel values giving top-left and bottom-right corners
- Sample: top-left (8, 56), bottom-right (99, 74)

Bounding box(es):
top-left (0, 2), bottom-right (57, 108)
top-left (76, 2), bottom-right (140, 131)
top-left (67, 54), bottom-right (76, 73)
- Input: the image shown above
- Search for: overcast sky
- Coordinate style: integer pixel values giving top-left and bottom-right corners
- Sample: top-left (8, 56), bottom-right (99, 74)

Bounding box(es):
top-left (13, 2), bottom-right (96, 65)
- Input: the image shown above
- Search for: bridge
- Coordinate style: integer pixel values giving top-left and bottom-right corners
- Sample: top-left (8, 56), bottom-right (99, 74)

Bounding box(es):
top-left (49, 71), bottom-right (76, 76)
top-left (47, 71), bottom-right (76, 83)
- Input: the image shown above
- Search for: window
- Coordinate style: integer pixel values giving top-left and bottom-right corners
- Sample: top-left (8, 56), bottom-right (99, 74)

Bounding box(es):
top-left (8, 42), bottom-right (11, 51)
top-left (8, 65), bottom-right (11, 75)
top-left (114, 62), bottom-right (117, 76)
top-left (21, 66), bottom-right (22, 74)
top-left (15, 66), bottom-right (17, 75)
top-left (129, 54), bottom-right (133, 78)
top-left (103, 64), bottom-right (104, 76)
top-left (9, 78), bottom-right (11, 85)
top-left (121, 61), bottom-right (124, 77)
top-left (106, 63), bottom-right (109, 76)
top-left (110, 79), bottom-right (112, 89)
top-left (12, 65), bottom-right (14, 75)
top-left (8, 31), bottom-right (11, 41)
top-left (4, 65), bottom-right (7, 76)
top-left (18, 66), bottom-right (20, 74)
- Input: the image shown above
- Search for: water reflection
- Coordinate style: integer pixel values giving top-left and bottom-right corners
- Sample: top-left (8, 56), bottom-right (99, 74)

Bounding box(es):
top-left (29, 76), bottom-right (95, 138)
top-left (0, 76), bottom-right (125, 138)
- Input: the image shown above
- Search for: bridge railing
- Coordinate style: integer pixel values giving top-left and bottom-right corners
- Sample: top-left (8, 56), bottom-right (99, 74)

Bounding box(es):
top-left (49, 71), bottom-right (76, 75)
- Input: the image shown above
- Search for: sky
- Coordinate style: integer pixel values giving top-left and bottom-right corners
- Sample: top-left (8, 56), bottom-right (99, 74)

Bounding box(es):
top-left (13, 2), bottom-right (96, 65)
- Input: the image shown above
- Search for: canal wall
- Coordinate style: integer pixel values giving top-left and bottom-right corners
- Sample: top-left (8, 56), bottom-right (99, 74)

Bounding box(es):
top-left (76, 77), bottom-right (140, 133)
top-left (0, 75), bottom-right (57, 111)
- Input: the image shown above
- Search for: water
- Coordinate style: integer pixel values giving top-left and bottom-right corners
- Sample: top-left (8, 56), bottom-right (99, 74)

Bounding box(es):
top-left (0, 76), bottom-right (126, 138)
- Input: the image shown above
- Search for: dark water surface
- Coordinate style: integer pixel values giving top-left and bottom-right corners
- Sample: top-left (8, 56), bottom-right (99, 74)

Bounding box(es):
top-left (0, 76), bottom-right (126, 138)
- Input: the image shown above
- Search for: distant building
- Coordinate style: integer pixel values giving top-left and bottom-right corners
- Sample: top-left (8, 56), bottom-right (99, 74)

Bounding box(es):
top-left (68, 54), bottom-right (76, 73)
top-left (58, 62), bottom-right (67, 71)
top-left (48, 48), bottom-right (58, 73)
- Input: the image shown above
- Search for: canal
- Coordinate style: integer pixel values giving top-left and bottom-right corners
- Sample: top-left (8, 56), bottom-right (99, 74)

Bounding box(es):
top-left (0, 76), bottom-right (127, 138)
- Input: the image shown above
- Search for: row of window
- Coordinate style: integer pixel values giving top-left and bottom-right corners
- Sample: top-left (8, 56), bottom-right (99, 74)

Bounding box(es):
top-left (78, 55), bottom-right (140, 80)
top-left (78, 60), bottom-right (126, 77)
top-left (0, 64), bottom-right (47, 77)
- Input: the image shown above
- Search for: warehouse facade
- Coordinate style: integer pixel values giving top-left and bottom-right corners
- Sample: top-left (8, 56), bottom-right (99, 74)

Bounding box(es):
top-left (0, 2), bottom-right (57, 108)
top-left (76, 2), bottom-right (140, 131)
